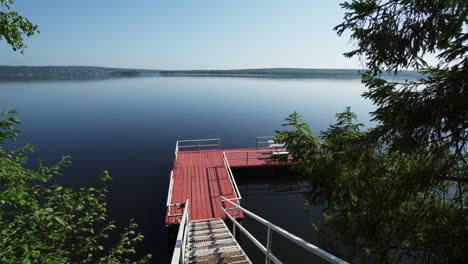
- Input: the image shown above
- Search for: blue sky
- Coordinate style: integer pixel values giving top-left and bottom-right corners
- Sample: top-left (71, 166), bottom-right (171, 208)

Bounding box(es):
top-left (1, 0), bottom-right (363, 70)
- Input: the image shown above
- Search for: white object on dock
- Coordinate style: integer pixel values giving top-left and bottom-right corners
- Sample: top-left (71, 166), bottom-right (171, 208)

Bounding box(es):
top-left (269, 143), bottom-right (285, 148)
top-left (272, 151), bottom-right (289, 155)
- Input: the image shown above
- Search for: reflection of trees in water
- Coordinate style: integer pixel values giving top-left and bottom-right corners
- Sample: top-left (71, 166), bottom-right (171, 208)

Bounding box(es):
top-left (233, 167), bottom-right (309, 197)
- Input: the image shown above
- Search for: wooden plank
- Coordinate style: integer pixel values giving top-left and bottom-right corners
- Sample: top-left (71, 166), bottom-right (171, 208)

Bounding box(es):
top-left (199, 166), bottom-right (206, 220)
top-left (186, 165), bottom-right (192, 219)
top-left (194, 165), bottom-right (202, 220)
top-left (198, 166), bottom-right (205, 220)
top-left (191, 166), bottom-right (199, 220)
top-left (208, 166), bottom-right (221, 219)
top-left (200, 165), bottom-right (211, 220)
top-left (182, 166), bottom-right (189, 221)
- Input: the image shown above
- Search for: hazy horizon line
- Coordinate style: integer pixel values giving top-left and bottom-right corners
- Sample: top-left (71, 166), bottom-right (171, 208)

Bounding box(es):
top-left (0, 65), bottom-right (377, 71)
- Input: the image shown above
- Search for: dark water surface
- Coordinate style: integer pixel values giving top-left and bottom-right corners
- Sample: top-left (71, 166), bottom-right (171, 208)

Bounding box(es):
top-left (1, 76), bottom-right (373, 263)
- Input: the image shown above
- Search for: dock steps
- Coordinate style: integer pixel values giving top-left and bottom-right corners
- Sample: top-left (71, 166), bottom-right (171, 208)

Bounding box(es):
top-left (186, 218), bottom-right (251, 264)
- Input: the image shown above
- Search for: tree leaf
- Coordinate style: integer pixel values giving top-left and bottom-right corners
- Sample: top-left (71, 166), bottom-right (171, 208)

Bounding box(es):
top-left (54, 216), bottom-right (66, 226)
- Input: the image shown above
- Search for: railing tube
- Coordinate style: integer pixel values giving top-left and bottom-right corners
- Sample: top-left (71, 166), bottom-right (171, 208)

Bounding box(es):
top-left (170, 199), bottom-right (189, 264)
top-left (176, 138), bottom-right (220, 142)
top-left (175, 139), bottom-right (221, 152)
top-left (182, 206), bottom-right (190, 264)
top-left (222, 152), bottom-right (242, 200)
top-left (166, 171), bottom-right (174, 206)
top-left (266, 227), bottom-right (272, 264)
top-left (233, 207), bottom-right (237, 237)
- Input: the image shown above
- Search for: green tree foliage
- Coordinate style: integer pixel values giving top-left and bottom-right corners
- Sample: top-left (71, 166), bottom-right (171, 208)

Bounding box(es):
top-left (0, 0), bottom-right (39, 53)
top-left (276, 1), bottom-right (467, 263)
top-left (0, 110), bottom-right (151, 263)
top-left (0, 3), bottom-right (150, 263)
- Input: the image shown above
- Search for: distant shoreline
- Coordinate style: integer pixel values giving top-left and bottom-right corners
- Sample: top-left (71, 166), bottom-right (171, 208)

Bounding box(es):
top-left (160, 68), bottom-right (422, 80)
top-left (0, 66), bottom-right (422, 81)
top-left (158, 73), bottom-right (363, 79)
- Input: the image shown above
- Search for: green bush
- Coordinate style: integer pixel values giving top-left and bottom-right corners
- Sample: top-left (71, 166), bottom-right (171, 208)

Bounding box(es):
top-left (0, 110), bottom-right (151, 264)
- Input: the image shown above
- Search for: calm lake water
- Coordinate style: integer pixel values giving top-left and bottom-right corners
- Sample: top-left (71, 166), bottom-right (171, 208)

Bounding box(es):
top-left (1, 76), bottom-right (374, 263)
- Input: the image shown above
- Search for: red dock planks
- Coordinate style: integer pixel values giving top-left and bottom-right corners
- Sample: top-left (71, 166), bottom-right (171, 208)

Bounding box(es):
top-left (165, 147), bottom-right (289, 225)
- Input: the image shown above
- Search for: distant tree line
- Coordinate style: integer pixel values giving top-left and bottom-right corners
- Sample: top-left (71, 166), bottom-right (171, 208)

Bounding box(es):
top-left (160, 68), bottom-right (422, 79)
top-left (0, 66), bottom-right (158, 80)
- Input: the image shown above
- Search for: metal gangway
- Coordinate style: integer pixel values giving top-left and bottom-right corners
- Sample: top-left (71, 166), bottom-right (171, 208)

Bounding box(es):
top-left (170, 197), bottom-right (348, 264)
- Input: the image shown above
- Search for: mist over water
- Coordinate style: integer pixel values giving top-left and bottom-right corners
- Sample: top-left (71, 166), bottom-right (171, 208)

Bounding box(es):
top-left (1, 76), bottom-right (374, 262)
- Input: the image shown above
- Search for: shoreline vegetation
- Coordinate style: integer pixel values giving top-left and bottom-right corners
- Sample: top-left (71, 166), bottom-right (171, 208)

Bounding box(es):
top-left (0, 66), bottom-right (421, 81)
top-left (0, 66), bottom-right (159, 81)
top-left (159, 68), bottom-right (421, 79)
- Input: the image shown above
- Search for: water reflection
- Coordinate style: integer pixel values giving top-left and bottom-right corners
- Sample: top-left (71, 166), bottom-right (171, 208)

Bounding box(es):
top-left (0, 76), bottom-right (372, 263)
top-left (236, 167), bottom-right (308, 196)
top-left (233, 167), bottom-right (329, 263)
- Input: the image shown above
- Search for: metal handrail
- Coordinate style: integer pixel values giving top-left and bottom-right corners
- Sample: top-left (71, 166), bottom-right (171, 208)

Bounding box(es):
top-left (256, 136), bottom-right (275, 148)
top-left (224, 149), bottom-right (286, 154)
top-left (177, 138), bottom-right (221, 143)
top-left (220, 196), bottom-right (349, 264)
top-left (171, 199), bottom-right (190, 264)
top-left (166, 170), bottom-right (186, 219)
top-left (222, 152), bottom-right (242, 200)
top-left (224, 149), bottom-right (287, 159)
top-left (175, 138), bottom-right (221, 153)
top-left (223, 149), bottom-right (289, 167)
top-left (166, 171), bottom-right (174, 207)
top-left (175, 141), bottom-right (179, 159)
top-left (178, 143), bottom-right (220, 149)
top-left (166, 170), bottom-right (178, 218)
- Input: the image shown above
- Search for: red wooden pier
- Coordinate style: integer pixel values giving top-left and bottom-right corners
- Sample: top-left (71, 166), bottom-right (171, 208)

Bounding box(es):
top-left (165, 138), bottom-right (290, 225)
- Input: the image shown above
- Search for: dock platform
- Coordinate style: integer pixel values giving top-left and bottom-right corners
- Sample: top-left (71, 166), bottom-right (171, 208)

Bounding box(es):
top-left (165, 138), bottom-right (290, 225)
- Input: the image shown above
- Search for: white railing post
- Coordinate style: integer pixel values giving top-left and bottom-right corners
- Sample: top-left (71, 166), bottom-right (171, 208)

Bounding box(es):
top-left (220, 197), bottom-right (224, 219)
top-left (233, 206), bottom-right (237, 237)
top-left (181, 202), bottom-right (189, 264)
top-left (167, 170), bottom-right (174, 217)
top-left (265, 227), bottom-right (272, 264)
top-left (256, 136), bottom-right (275, 148)
top-left (171, 199), bottom-right (190, 264)
top-left (222, 152), bottom-right (242, 200)
top-left (176, 139), bottom-right (221, 151)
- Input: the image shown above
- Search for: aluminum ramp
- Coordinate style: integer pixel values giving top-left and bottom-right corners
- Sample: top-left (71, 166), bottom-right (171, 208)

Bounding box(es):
top-left (186, 218), bottom-right (251, 264)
